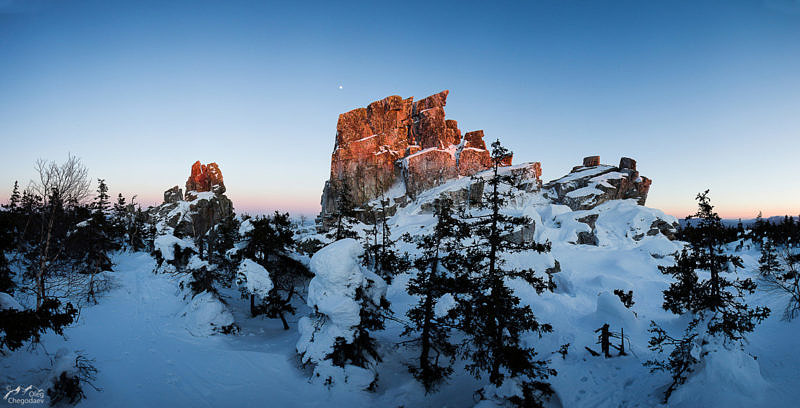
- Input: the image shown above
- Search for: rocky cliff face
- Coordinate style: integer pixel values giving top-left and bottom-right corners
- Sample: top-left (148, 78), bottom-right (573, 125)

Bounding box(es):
top-left (153, 162), bottom-right (233, 240)
top-left (320, 90), bottom-right (528, 224)
top-left (544, 156), bottom-right (652, 211)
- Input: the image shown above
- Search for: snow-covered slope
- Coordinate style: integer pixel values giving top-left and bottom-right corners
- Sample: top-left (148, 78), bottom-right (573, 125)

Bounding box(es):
top-left (3, 174), bottom-right (797, 407)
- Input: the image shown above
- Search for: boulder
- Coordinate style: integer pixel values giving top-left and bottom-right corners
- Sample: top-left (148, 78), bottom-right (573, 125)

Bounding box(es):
top-left (164, 186), bottom-right (183, 204)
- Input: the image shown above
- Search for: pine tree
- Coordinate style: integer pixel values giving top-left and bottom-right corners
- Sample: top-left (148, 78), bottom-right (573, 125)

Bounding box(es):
top-left (326, 181), bottom-right (359, 241)
top-left (402, 196), bottom-right (470, 392)
top-left (647, 190), bottom-right (770, 402)
top-left (759, 236), bottom-right (800, 320)
top-left (759, 237), bottom-right (781, 276)
top-left (458, 140), bottom-right (556, 407)
top-left (362, 198), bottom-right (408, 285)
top-left (80, 179), bottom-right (119, 303)
top-left (242, 212), bottom-right (310, 329)
top-left (4, 181), bottom-right (21, 211)
top-left (326, 283), bottom-right (391, 386)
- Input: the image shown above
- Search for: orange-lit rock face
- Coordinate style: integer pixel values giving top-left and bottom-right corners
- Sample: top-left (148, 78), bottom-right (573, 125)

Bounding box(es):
top-left (186, 161), bottom-right (225, 194)
top-left (323, 90), bottom-right (507, 215)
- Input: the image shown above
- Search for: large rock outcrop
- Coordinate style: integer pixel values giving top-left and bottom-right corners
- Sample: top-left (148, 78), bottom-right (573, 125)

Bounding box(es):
top-left (544, 156), bottom-right (652, 211)
top-left (320, 91), bottom-right (529, 224)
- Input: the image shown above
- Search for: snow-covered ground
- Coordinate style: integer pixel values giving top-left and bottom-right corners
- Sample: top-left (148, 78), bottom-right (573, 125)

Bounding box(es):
top-left (3, 201), bottom-right (799, 407)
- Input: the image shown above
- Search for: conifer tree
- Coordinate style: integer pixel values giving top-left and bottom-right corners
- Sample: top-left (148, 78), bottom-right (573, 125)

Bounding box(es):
top-left (648, 190), bottom-right (770, 402)
top-left (458, 140), bottom-right (556, 407)
top-left (326, 283), bottom-right (391, 383)
top-left (242, 212), bottom-right (310, 329)
top-left (759, 236), bottom-right (800, 320)
top-left (402, 196), bottom-right (470, 392)
top-left (326, 181), bottom-right (359, 241)
top-left (80, 179), bottom-right (119, 303)
top-left (362, 198), bottom-right (408, 285)
top-left (759, 237), bottom-right (781, 276)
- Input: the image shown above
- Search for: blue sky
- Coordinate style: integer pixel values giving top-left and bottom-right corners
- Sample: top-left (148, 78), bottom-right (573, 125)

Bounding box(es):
top-left (1, 0), bottom-right (799, 217)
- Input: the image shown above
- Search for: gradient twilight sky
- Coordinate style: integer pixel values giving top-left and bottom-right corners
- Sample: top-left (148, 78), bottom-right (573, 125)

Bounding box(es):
top-left (1, 0), bottom-right (799, 218)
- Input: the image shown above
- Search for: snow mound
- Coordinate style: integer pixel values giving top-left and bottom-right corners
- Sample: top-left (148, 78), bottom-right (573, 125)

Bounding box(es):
top-left (236, 259), bottom-right (273, 298)
top-left (181, 291), bottom-right (235, 336)
top-left (0, 292), bottom-right (22, 311)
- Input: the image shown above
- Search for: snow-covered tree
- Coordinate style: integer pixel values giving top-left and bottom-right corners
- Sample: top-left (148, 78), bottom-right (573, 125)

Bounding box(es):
top-left (402, 196), bottom-right (470, 392)
top-left (648, 190), bottom-right (770, 402)
top-left (362, 198), bottom-right (408, 285)
top-left (459, 140), bottom-right (556, 407)
top-left (240, 212), bottom-right (309, 329)
top-left (297, 239), bottom-right (388, 390)
top-left (759, 236), bottom-right (800, 321)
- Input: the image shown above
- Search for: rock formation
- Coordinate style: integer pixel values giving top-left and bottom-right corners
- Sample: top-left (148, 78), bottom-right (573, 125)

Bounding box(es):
top-left (186, 161), bottom-right (225, 195)
top-left (320, 90), bottom-right (529, 224)
top-left (152, 162), bottom-right (233, 240)
top-left (545, 156), bottom-right (652, 211)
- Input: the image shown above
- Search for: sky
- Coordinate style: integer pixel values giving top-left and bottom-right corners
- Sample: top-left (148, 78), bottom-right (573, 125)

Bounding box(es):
top-left (1, 0), bottom-right (799, 218)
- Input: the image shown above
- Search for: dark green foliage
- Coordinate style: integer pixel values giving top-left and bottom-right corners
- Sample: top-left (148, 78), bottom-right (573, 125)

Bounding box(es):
top-left (47, 354), bottom-right (98, 406)
top-left (758, 236), bottom-right (800, 320)
top-left (326, 286), bottom-right (390, 372)
top-left (362, 199), bottom-right (409, 285)
top-left (649, 191), bottom-right (770, 402)
top-left (201, 214), bottom-right (240, 281)
top-left (326, 181), bottom-right (359, 241)
top-left (458, 140), bottom-right (556, 407)
top-left (613, 289), bottom-right (635, 308)
top-left (402, 196), bottom-right (470, 392)
top-left (758, 238), bottom-right (781, 276)
top-left (0, 298), bottom-right (77, 351)
top-left (242, 212), bottom-right (310, 329)
top-left (70, 179), bottom-right (120, 303)
top-left (646, 319), bottom-right (700, 403)
top-left (296, 237), bottom-right (325, 256)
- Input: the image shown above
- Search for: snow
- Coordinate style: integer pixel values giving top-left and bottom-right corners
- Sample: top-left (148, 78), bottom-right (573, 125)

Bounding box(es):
top-left (0, 292), bottom-right (22, 311)
top-left (236, 259), bottom-right (273, 298)
top-left (238, 218), bottom-right (254, 236)
top-left (154, 234), bottom-right (194, 261)
top-left (180, 290), bottom-right (235, 336)
top-left (2, 171), bottom-right (797, 407)
top-left (434, 293), bottom-right (456, 318)
top-left (297, 239), bottom-right (388, 388)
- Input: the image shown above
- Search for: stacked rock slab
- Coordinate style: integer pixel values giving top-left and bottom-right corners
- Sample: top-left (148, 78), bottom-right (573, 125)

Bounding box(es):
top-left (545, 156), bottom-right (652, 211)
top-left (320, 90), bottom-right (525, 224)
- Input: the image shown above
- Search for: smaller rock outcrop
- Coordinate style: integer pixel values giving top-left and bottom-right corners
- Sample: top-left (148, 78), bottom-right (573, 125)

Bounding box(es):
top-left (164, 186), bottom-right (184, 204)
top-left (152, 162), bottom-right (233, 240)
top-left (545, 156), bottom-right (651, 211)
